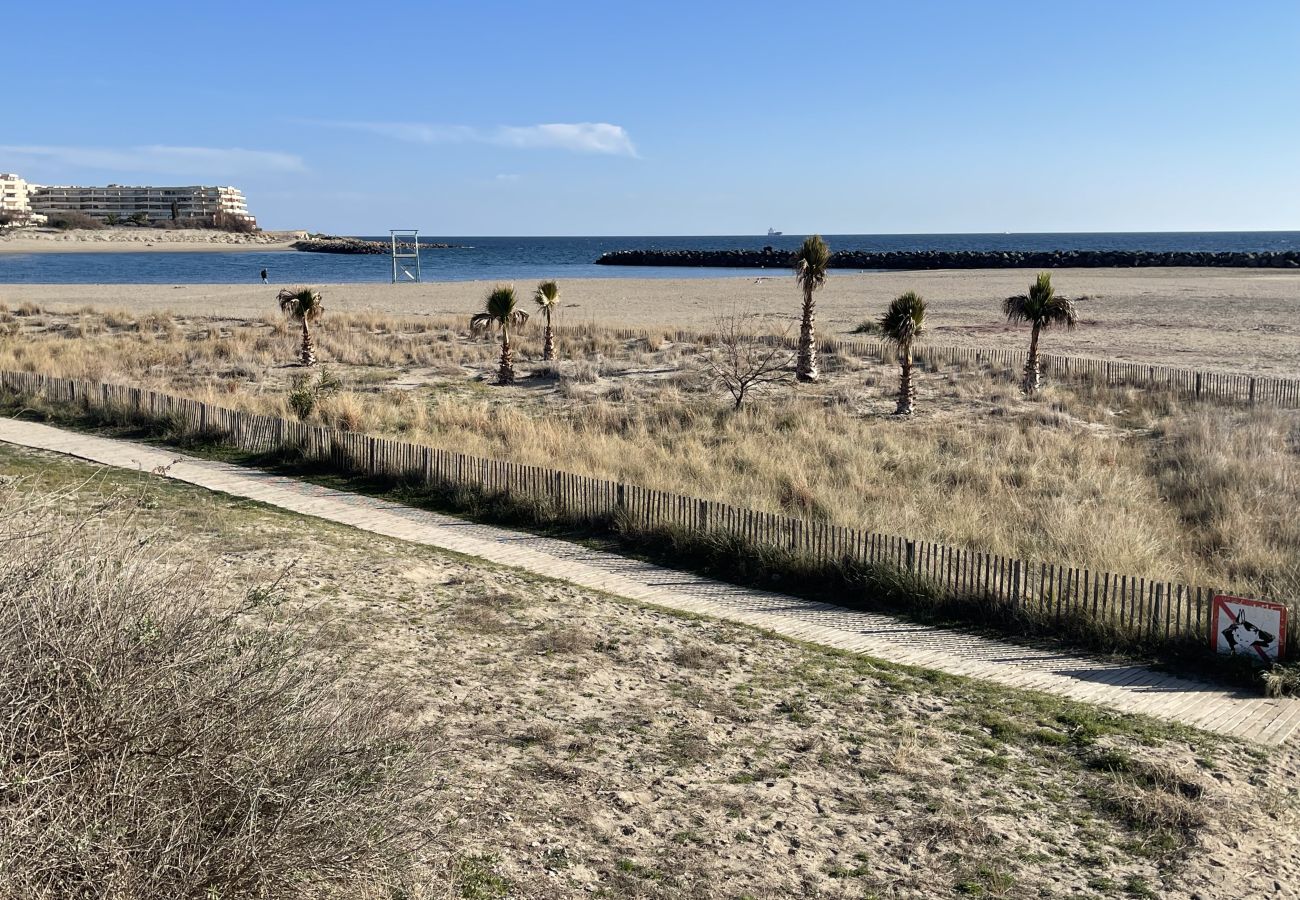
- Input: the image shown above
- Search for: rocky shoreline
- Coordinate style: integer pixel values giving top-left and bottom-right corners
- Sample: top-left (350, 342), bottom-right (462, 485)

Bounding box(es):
top-left (595, 247), bottom-right (1300, 269)
top-left (291, 236), bottom-right (458, 255)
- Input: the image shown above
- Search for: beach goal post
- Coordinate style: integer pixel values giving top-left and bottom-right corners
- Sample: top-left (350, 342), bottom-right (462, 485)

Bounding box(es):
top-left (390, 229), bottom-right (421, 283)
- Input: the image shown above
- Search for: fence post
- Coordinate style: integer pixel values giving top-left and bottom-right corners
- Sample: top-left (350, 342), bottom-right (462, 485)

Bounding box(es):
top-left (1153, 583), bottom-right (1163, 640)
top-left (905, 540), bottom-right (916, 573)
top-left (616, 483), bottom-right (626, 510)
top-left (1249, 377), bottom-right (1257, 405)
top-left (1012, 560), bottom-right (1022, 606)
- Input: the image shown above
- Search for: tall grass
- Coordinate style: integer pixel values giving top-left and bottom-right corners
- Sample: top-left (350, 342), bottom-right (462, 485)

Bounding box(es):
top-left (2, 306), bottom-right (1297, 601)
top-left (0, 480), bottom-right (435, 898)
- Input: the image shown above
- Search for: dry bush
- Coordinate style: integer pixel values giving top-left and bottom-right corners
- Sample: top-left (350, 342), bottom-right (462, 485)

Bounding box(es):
top-left (703, 311), bottom-right (794, 410)
top-left (529, 626), bottom-right (595, 655)
top-left (0, 482), bottom-right (436, 899)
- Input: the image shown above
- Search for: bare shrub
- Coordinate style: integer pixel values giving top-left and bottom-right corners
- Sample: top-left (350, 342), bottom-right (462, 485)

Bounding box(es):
top-left (704, 310), bottom-right (794, 410)
top-left (0, 483), bottom-right (435, 899)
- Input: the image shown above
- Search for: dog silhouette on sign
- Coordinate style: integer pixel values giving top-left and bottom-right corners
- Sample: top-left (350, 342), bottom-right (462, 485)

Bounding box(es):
top-left (1221, 608), bottom-right (1277, 661)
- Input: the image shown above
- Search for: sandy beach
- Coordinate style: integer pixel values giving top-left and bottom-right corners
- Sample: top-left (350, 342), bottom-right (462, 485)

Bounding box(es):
top-left (5, 267), bottom-right (1299, 373)
top-left (0, 228), bottom-right (305, 253)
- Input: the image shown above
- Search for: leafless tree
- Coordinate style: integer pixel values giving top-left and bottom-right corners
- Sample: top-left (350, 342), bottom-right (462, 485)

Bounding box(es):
top-left (704, 310), bottom-right (795, 410)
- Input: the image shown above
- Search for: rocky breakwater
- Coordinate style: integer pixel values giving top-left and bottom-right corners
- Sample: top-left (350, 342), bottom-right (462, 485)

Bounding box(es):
top-left (595, 247), bottom-right (1300, 270)
top-left (292, 236), bottom-right (456, 254)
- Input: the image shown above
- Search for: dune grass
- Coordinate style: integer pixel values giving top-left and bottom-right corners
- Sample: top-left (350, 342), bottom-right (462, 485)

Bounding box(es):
top-left (2, 303), bottom-right (1297, 604)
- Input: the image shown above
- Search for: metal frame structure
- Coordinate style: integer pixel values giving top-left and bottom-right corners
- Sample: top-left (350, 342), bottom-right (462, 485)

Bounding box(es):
top-left (389, 229), bottom-right (421, 282)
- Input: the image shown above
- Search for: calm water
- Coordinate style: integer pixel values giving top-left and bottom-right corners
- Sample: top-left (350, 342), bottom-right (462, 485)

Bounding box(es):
top-left (2, 232), bottom-right (1297, 284)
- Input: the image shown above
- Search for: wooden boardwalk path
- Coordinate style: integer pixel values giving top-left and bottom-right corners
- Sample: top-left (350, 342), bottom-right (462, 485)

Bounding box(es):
top-left (4, 417), bottom-right (1298, 746)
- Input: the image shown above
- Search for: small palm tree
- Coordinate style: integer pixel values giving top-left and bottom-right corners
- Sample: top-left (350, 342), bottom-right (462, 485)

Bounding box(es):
top-left (880, 291), bottom-right (927, 415)
top-left (533, 280), bottom-right (561, 361)
top-left (792, 234), bottom-right (831, 382)
top-left (1003, 272), bottom-right (1078, 394)
top-left (471, 285), bottom-right (529, 385)
top-left (276, 287), bottom-right (324, 366)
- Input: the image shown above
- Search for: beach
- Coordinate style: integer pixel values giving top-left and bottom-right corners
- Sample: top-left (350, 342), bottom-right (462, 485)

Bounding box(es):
top-left (6, 267), bottom-right (1299, 373)
top-left (0, 228), bottom-right (305, 253)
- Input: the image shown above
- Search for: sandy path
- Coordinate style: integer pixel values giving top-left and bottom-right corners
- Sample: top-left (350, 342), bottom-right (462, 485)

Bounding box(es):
top-left (4, 267), bottom-right (1299, 372)
top-left (5, 416), bottom-right (1295, 745)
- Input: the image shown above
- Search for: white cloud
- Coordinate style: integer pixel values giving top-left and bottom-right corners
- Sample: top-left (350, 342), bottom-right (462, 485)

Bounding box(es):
top-left (0, 144), bottom-right (306, 178)
top-left (495, 124), bottom-right (636, 156)
top-left (495, 173), bottom-right (521, 182)
top-left (316, 121), bottom-right (638, 157)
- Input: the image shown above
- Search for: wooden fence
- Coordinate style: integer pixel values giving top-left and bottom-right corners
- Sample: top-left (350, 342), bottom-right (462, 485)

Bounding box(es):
top-left (2, 368), bottom-right (1294, 660)
top-left (549, 323), bottom-right (1300, 409)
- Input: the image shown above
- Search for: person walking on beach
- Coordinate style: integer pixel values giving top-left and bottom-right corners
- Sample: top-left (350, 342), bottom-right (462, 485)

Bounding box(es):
top-left (260, 268), bottom-right (269, 284)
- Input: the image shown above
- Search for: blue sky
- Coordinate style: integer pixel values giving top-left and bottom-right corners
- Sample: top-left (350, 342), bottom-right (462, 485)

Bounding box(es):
top-left (6, 1), bottom-right (1298, 234)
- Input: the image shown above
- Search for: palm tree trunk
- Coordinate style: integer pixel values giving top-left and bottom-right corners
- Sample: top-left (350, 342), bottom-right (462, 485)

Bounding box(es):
top-left (1024, 323), bottom-right (1042, 394)
top-left (498, 328), bottom-right (514, 385)
top-left (299, 319), bottom-right (316, 367)
top-left (795, 287), bottom-right (818, 382)
top-left (895, 345), bottom-right (915, 415)
top-left (542, 311), bottom-right (555, 362)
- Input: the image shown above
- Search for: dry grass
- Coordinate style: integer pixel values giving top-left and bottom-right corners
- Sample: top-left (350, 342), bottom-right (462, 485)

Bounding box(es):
top-left (2, 306), bottom-right (1298, 601)
top-left (0, 476), bottom-right (435, 899)
top-left (4, 445), bottom-right (1297, 899)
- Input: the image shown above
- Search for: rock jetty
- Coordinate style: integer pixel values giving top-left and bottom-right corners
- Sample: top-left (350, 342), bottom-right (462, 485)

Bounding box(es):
top-left (292, 236), bottom-right (456, 255)
top-left (594, 247), bottom-right (1300, 269)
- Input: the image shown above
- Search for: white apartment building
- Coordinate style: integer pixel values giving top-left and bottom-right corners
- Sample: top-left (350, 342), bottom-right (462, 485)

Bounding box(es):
top-left (1, 173), bottom-right (33, 216)
top-left (29, 184), bottom-right (256, 225)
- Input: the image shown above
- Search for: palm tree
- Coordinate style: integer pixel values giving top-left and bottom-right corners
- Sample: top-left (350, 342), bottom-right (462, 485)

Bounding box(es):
top-left (880, 291), bottom-right (927, 415)
top-left (792, 234), bottom-right (831, 382)
top-left (533, 280), bottom-right (560, 361)
top-left (471, 284), bottom-right (529, 385)
top-left (1003, 272), bottom-right (1078, 394)
top-left (276, 287), bottom-right (324, 366)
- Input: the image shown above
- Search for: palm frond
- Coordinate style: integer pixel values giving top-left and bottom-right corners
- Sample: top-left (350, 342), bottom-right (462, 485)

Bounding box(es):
top-left (277, 287), bottom-right (322, 322)
top-left (485, 284), bottom-right (518, 320)
top-left (792, 234), bottom-right (831, 291)
top-left (533, 280), bottom-right (560, 310)
top-left (1003, 273), bottom-right (1077, 329)
top-left (1002, 294), bottom-right (1031, 323)
top-left (1042, 295), bottom-right (1079, 330)
top-left (880, 291), bottom-right (927, 347)
top-left (471, 285), bottom-right (528, 335)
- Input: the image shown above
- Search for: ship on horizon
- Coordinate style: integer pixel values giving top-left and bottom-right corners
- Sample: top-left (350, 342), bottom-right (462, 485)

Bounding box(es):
top-left (767, 227), bottom-right (782, 236)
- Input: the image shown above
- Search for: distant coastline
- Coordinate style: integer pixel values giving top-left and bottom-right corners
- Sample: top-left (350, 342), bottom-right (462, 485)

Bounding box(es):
top-left (0, 227), bottom-right (306, 254)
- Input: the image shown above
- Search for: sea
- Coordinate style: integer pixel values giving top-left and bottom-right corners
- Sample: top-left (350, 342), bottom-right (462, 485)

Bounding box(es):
top-left (1, 232), bottom-right (1297, 285)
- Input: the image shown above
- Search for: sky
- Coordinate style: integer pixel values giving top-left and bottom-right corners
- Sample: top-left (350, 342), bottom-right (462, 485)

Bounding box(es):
top-left (5, 0), bottom-right (1299, 235)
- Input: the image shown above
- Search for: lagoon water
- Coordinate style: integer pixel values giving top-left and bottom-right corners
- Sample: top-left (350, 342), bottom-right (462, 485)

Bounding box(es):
top-left (2, 232), bottom-right (1298, 285)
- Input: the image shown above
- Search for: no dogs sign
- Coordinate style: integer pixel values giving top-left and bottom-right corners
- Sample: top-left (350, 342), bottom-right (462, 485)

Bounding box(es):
top-left (1211, 595), bottom-right (1287, 662)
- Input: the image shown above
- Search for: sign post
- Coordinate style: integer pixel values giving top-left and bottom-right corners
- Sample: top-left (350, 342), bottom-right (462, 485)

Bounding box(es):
top-left (1211, 595), bottom-right (1287, 663)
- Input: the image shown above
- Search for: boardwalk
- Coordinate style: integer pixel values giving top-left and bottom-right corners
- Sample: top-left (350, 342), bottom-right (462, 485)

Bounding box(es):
top-left (3, 417), bottom-right (1298, 746)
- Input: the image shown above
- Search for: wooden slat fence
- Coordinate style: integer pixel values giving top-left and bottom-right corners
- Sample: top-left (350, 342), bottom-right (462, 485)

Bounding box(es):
top-left (3, 368), bottom-right (1294, 659)
top-left (548, 323), bottom-right (1300, 409)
